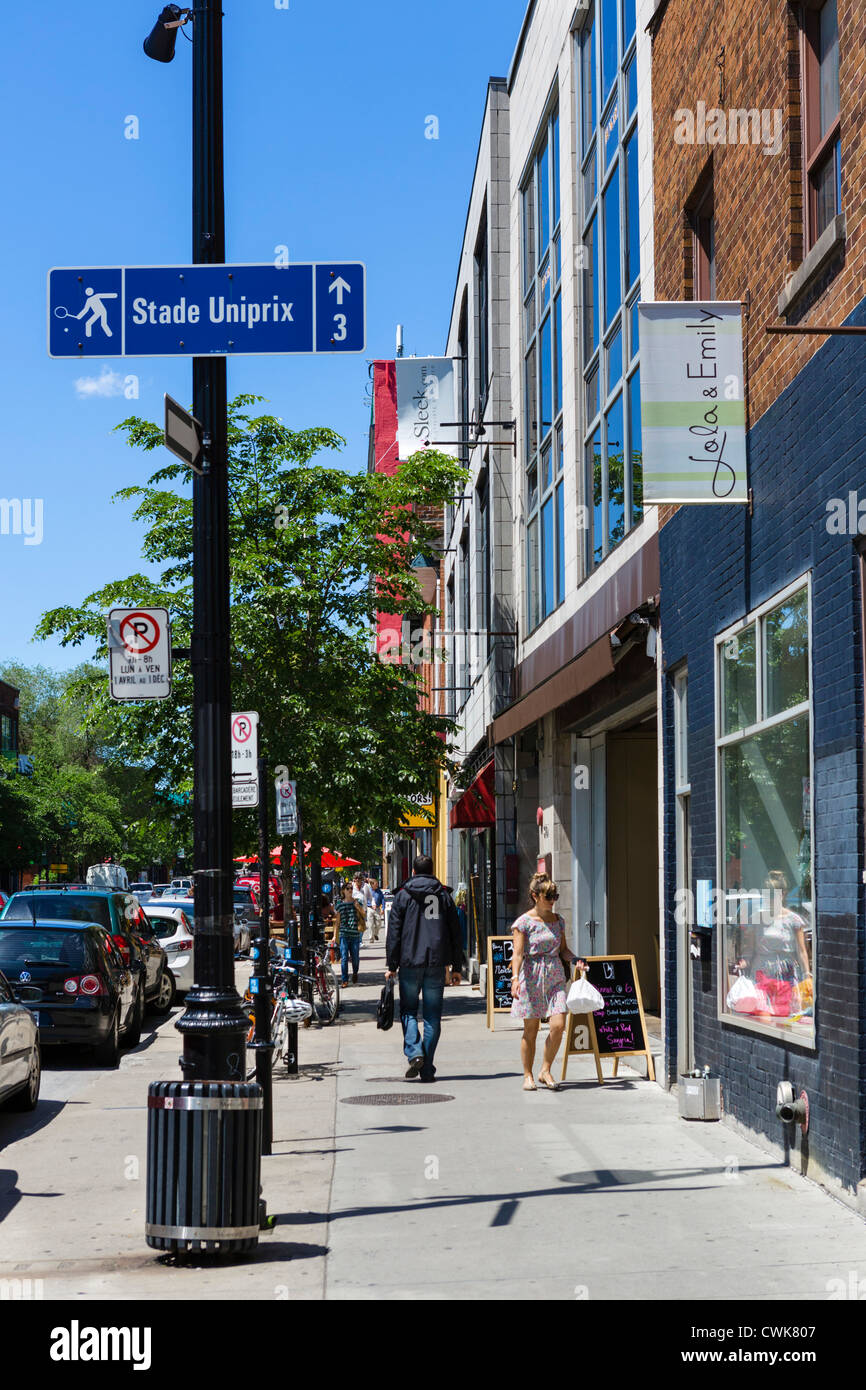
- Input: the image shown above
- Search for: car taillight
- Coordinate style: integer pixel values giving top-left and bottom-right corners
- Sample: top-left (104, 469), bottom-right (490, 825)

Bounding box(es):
top-left (62, 975), bottom-right (106, 996)
top-left (176, 938), bottom-right (194, 951)
top-left (112, 934), bottom-right (131, 964)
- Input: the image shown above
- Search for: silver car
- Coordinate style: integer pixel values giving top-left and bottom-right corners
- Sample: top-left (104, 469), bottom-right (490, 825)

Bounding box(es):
top-left (164, 899), bottom-right (251, 957)
top-left (0, 969), bottom-right (41, 1112)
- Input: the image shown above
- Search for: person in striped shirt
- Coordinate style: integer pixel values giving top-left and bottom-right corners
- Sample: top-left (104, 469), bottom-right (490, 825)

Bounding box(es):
top-left (334, 882), bottom-right (364, 986)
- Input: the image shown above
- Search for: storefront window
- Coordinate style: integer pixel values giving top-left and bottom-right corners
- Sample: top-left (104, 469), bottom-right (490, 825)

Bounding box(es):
top-left (718, 581), bottom-right (813, 1043)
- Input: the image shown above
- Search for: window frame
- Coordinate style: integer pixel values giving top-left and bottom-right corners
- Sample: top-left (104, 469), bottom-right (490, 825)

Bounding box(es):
top-left (577, 0), bottom-right (642, 571)
top-left (801, 0), bottom-right (841, 249)
top-left (714, 573), bottom-right (815, 1048)
top-left (521, 97), bottom-right (564, 634)
top-left (690, 182), bottom-right (716, 300)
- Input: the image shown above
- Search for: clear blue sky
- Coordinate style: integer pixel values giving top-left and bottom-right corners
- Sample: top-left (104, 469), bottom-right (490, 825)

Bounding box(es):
top-left (0, 0), bottom-right (527, 672)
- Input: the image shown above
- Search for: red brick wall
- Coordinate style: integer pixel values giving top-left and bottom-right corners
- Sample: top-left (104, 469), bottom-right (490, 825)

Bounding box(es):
top-left (651, 0), bottom-right (865, 437)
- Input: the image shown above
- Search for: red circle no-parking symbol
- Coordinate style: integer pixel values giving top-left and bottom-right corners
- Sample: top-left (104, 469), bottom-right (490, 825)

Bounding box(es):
top-left (233, 715), bottom-right (252, 744)
top-left (120, 611), bottom-right (161, 656)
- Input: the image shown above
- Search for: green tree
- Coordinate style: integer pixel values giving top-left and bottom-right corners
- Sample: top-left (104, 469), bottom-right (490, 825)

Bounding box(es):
top-left (35, 396), bottom-right (465, 874)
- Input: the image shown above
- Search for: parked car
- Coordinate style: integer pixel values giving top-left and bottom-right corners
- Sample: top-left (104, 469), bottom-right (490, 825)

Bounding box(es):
top-left (233, 885), bottom-right (260, 923)
top-left (0, 967), bottom-right (41, 1109)
top-left (145, 904), bottom-right (195, 994)
top-left (0, 920), bottom-right (142, 1066)
top-left (150, 884), bottom-right (171, 899)
top-left (130, 881), bottom-right (154, 904)
top-left (165, 898), bottom-right (250, 957)
top-left (1, 889), bottom-right (175, 1016)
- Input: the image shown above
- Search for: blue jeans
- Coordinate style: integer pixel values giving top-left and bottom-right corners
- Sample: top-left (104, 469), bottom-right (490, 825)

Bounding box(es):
top-left (399, 967), bottom-right (446, 1077)
top-left (340, 936), bottom-right (360, 983)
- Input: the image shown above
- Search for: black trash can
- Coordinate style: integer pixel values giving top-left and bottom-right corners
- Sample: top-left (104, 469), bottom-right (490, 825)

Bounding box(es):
top-left (146, 1080), bottom-right (263, 1254)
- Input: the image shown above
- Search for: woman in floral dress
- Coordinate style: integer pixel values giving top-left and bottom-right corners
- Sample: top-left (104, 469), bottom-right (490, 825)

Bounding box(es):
top-left (510, 873), bottom-right (579, 1090)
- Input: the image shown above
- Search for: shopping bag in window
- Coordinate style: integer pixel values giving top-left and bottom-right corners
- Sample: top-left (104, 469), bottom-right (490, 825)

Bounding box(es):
top-left (566, 974), bottom-right (605, 1014)
top-left (725, 974), bottom-right (770, 1014)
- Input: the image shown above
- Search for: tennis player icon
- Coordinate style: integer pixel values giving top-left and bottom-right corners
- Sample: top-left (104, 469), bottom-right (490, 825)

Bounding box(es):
top-left (74, 286), bottom-right (118, 337)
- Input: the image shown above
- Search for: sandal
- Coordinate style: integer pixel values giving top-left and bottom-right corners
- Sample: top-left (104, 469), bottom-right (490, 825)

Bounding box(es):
top-left (522, 1076), bottom-right (538, 1091)
top-left (538, 1072), bottom-right (560, 1091)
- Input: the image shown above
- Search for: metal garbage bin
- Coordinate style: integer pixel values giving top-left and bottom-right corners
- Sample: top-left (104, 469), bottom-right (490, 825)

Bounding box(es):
top-left (679, 1070), bottom-right (721, 1121)
top-left (146, 1080), bottom-right (263, 1254)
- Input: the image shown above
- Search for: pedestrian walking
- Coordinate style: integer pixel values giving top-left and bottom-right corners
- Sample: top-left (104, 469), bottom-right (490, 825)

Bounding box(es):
top-left (334, 882), bottom-right (363, 986)
top-left (510, 873), bottom-right (580, 1091)
top-left (366, 877), bottom-right (385, 942)
top-left (385, 855), bottom-right (463, 1081)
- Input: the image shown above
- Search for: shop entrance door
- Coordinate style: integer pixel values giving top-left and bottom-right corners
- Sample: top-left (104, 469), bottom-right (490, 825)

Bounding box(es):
top-left (572, 735), bottom-right (607, 958)
top-left (606, 730), bottom-right (660, 1011)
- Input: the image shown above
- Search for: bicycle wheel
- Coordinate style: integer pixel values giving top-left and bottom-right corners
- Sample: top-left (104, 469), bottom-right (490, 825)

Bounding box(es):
top-left (271, 997), bottom-right (288, 1067)
top-left (315, 962), bottom-right (340, 1024)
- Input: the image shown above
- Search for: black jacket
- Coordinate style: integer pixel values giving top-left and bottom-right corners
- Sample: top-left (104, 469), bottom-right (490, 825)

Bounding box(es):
top-left (386, 875), bottom-right (464, 974)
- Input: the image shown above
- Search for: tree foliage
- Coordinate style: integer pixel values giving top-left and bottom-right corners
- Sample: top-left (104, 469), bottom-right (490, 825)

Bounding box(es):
top-left (34, 395), bottom-right (466, 857)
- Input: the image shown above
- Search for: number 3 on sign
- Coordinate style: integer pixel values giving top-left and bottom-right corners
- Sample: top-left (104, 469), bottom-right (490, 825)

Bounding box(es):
top-left (333, 314), bottom-right (347, 342)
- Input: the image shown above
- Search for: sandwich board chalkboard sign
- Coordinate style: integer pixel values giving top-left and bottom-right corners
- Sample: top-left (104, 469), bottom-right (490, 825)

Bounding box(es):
top-left (561, 954), bottom-right (655, 1083)
top-left (486, 936), bottom-right (515, 1030)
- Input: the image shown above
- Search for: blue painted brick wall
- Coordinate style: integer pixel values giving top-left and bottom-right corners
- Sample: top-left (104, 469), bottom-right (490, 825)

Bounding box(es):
top-left (660, 299), bottom-right (866, 1191)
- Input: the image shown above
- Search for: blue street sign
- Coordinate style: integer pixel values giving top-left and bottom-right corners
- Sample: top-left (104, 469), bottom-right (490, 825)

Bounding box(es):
top-left (47, 262), bottom-right (366, 358)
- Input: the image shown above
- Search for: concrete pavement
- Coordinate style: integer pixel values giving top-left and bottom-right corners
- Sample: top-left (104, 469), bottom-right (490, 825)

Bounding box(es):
top-left (2, 941), bottom-right (866, 1300)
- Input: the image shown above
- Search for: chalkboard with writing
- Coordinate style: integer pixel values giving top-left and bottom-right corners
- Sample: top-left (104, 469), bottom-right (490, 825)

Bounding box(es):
top-left (583, 957), bottom-right (646, 1055)
top-left (562, 954), bottom-right (655, 1082)
top-left (486, 936), bottom-right (515, 1029)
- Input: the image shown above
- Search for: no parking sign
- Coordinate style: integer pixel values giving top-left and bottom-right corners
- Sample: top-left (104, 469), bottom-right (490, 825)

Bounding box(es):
top-left (107, 607), bottom-right (172, 700)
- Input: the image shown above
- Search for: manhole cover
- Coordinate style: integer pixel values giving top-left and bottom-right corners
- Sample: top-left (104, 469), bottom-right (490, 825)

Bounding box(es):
top-left (341, 1092), bottom-right (454, 1106)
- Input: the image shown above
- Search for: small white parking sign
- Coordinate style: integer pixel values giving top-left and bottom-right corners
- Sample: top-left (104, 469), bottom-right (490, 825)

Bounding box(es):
top-left (231, 711), bottom-right (259, 809)
top-left (107, 608), bottom-right (172, 701)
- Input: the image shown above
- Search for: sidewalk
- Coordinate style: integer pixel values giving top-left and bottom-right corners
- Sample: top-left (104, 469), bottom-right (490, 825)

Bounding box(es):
top-left (322, 943), bottom-right (866, 1301)
top-left (3, 942), bottom-right (866, 1300)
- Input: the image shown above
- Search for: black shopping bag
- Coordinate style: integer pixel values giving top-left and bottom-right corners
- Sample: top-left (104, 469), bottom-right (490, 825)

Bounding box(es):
top-left (376, 977), bottom-right (395, 1031)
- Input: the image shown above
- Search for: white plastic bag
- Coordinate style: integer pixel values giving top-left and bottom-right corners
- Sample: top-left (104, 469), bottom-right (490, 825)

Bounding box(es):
top-left (725, 974), bottom-right (769, 1014)
top-left (566, 975), bottom-right (604, 1014)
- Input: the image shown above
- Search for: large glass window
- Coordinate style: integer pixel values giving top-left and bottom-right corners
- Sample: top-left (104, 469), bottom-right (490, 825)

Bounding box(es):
top-left (522, 104), bottom-right (564, 631)
top-left (578, 2), bottom-right (641, 568)
top-left (717, 582), bottom-right (813, 1044)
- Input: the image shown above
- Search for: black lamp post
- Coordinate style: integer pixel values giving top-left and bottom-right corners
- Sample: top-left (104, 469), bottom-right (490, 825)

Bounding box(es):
top-left (144, 0), bottom-right (248, 1084)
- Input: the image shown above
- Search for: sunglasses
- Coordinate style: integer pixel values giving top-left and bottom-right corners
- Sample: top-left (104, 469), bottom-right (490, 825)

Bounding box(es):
top-left (538, 889), bottom-right (558, 900)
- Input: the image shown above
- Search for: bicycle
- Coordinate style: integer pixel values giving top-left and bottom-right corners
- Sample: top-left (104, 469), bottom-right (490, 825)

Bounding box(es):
top-left (245, 960), bottom-right (313, 1076)
top-left (308, 936), bottom-right (341, 1025)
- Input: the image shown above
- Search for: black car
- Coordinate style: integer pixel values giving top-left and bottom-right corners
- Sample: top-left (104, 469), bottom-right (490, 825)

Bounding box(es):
top-left (0, 920), bottom-right (142, 1066)
top-left (1, 889), bottom-right (175, 1015)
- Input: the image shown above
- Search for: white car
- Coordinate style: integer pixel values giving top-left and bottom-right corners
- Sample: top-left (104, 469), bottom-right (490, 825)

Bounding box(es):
top-left (161, 898), bottom-right (251, 959)
top-left (145, 904), bottom-right (195, 994)
top-left (130, 881), bottom-right (154, 905)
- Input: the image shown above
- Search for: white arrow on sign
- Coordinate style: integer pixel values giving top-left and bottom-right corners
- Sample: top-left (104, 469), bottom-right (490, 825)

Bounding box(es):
top-left (328, 277), bottom-right (351, 306)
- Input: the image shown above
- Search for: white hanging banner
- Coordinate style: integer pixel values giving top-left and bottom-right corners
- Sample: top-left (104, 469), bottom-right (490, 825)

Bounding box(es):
top-left (395, 357), bottom-right (459, 460)
top-left (638, 302), bottom-right (748, 504)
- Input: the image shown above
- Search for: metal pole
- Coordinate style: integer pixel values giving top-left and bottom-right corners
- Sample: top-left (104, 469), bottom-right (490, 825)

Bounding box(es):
top-left (253, 757), bottom-right (273, 1153)
top-left (296, 804), bottom-right (312, 1014)
top-left (175, 0), bottom-right (248, 1081)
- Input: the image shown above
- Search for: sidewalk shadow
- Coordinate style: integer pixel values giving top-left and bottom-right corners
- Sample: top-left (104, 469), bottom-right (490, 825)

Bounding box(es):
top-left (0, 1098), bottom-right (73, 1153)
top-left (278, 1158), bottom-right (786, 1228)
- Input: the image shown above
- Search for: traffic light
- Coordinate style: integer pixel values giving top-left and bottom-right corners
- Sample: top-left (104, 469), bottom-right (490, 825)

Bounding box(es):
top-left (143, 5), bottom-right (184, 63)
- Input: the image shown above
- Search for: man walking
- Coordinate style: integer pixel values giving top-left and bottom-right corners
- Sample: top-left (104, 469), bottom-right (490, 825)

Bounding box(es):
top-left (366, 877), bottom-right (385, 943)
top-left (385, 855), bottom-right (463, 1082)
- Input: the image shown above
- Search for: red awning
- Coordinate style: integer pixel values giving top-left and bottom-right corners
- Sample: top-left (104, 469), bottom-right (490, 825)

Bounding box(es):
top-left (450, 760), bottom-right (495, 829)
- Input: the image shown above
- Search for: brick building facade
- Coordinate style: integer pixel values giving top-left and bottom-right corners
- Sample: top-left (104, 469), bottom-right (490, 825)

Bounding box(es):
top-left (652, 0), bottom-right (866, 1200)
